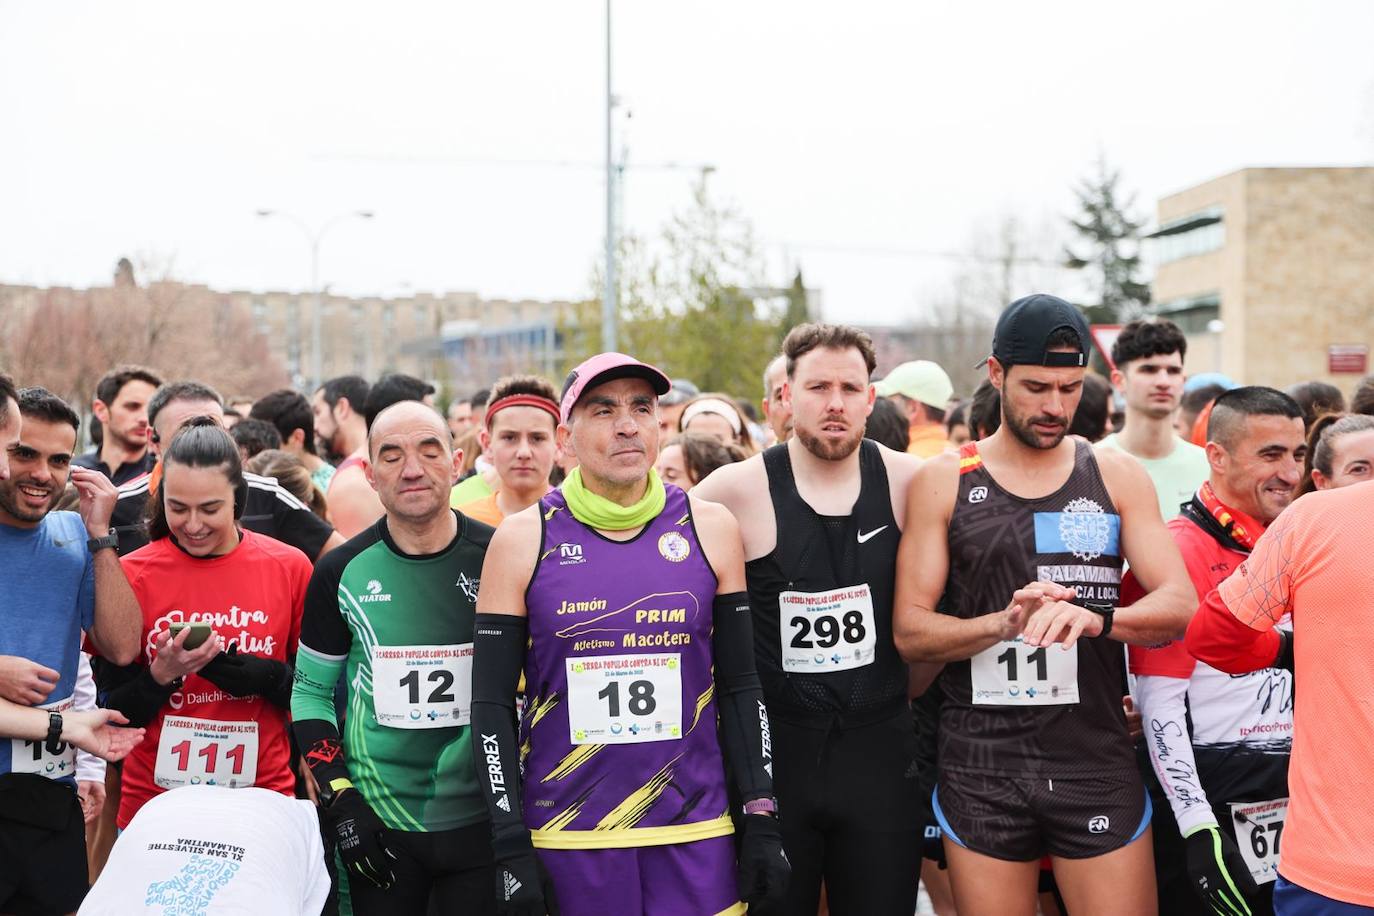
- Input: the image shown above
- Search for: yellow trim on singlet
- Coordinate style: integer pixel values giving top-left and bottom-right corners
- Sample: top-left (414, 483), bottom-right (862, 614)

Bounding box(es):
top-left (687, 683), bottom-right (714, 733)
top-left (714, 904), bottom-right (746, 916)
top-left (530, 813), bottom-right (735, 849)
top-left (596, 757), bottom-right (682, 830)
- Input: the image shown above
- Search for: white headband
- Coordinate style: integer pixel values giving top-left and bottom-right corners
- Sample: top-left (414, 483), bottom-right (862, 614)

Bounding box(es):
top-left (680, 398), bottom-right (742, 435)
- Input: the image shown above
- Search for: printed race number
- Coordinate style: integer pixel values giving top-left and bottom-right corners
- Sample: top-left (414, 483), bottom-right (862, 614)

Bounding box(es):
top-left (372, 644), bottom-right (473, 729)
top-left (154, 717), bottom-right (258, 789)
top-left (779, 585), bottom-right (877, 673)
top-left (10, 696), bottom-right (76, 780)
top-left (970, 638), bottom-right (1079, 705)
top-left (566, 653), bottom-right (682, 745)
top-left (1231, 798), bottom-right (1287, 885)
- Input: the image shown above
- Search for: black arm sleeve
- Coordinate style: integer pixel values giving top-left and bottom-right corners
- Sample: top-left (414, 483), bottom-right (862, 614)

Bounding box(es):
top-left (102, 664), bottom-right (177, 728)
top-left (712, 591), bottom-right (776, 805)
top-left (470, 613), bottom-right (530, 843)
top-left (292, 716), bottom-right (351, 789)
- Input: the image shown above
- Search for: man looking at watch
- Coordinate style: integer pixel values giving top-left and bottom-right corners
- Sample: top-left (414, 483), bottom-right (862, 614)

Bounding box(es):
top-left (0, 387), bottom-right (142, 915)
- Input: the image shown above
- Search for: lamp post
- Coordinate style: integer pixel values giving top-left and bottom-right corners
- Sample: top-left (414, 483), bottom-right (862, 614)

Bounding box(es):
top-left (256, 209), bottom-right (374, 390)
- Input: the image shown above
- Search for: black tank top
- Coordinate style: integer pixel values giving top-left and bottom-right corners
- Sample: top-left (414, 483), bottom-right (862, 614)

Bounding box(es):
top-left (939, 439), bottom-right (1133, 776)
top-left (745, 440), bottom-right (907, 723)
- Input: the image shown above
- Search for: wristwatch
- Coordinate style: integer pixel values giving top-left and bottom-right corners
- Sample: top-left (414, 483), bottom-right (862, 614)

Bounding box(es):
top-left (743, 797), bottom-right (779, 817)
top-left (1084, 602), bottom-right (1114, 639)
top-left (87, 528), bottom-right (119, 554)
top-left (46, 710), bottom-right (63, 746)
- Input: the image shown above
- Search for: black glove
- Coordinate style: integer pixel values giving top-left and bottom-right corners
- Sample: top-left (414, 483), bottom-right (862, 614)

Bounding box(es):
top-left (737, 814), bottom-right (790, 909)
top-left (1185, 825), bottom-right (1258, 916)
top-left (492, 832), bottom-right (559, 916)
top-left (200, 644), bottom-right (291, 704)
top-left (326, 789), bottom-right (397, 890)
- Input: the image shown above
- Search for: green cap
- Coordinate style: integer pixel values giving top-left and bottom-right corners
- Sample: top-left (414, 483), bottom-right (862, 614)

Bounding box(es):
top-left (874, 360), bottom-right (953, 409)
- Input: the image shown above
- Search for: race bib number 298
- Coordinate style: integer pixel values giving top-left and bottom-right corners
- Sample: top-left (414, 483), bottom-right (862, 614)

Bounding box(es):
top-left (779, 585), bottom-right (877, 673)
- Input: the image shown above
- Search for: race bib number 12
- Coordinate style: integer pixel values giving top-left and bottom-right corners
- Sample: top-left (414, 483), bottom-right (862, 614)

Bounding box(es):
top-left (971, 637), bottom-right (1079, 705)
top-left (10, 696), bottom-right (76, 779)
top-left (372, 644), bottom-right (474, 729)
top-left (566, 653), bottom-right (682, 745)
top-left (779, 585), bottom-right (877, 673)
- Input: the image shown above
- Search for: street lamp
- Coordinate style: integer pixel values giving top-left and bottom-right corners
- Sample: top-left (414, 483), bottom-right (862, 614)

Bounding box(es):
top-left (256, 209), bottom-right (375, 391)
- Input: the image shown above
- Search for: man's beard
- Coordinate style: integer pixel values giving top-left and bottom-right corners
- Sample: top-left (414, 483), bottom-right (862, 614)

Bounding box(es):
top-left (319, 434), bottom-right (346, 464)
top-left (1004, 405), bottom-right (1068, 451)
top-left (0, 479), bottom-right (59, 523)
top-left (796, 423), bottom-right (864, 462)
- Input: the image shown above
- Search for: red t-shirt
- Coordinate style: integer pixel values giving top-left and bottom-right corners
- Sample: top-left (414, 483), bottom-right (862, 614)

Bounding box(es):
top-left (1125, 512), bottom-right (1252, 678)
top-left (112, 530), bottom-right (311, 827)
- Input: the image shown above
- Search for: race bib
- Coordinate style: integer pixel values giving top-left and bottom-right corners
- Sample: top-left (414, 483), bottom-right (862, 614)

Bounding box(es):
top-left (10, 696), bottom-right (77, 779)
top-left (1231, 798), bottom-right (1287, 885)
top-left (566, 653), bottom-right (682, 745)
top-left (971, 637), bottom-right (1079, 705)
top-left (154, 716), bottom-right (258, 789)
top-left (779, 585), bottom-right (877, 673)
top-left (372, 644), bottom-right (474, 729)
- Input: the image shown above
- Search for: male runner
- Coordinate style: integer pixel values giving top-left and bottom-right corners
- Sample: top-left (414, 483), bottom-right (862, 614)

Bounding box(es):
top-left (0, 388), bottom-right (142, 914)
top-left (314, 375), bottom-right (380, 539)
top-left (457, 376), bottom-right (559, 527)
top-left (1100, 320), bottom-right (1209, 520)
top-left (472, 352), bottom-right (788, 916)
top-left (292, 401), bottom-right (495, 913)
top-left (251, 388), bottom-right (337, 492)
top-left (1186, 478), bottom-right (1374, 911)
top-left (894, 294), bottom-right (1194, 916)
top-left (0, 373), bottom-right (18, 480)
top-left (1127, 387), bottom-right (1305, 915)
top-left (760, 354), bottom-right (792, 445)
top-left (110, 381), bottom-right (341, 560)
top-left (694, 323), bottom-right (923, 916)
top-left (74, 365), bottom-right (163, 485)
top-left (875, 359), bottom-right (954, 458)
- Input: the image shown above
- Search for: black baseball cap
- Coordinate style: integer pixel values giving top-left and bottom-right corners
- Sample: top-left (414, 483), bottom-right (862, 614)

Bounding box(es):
top-left (979, 294), bottom-right (1091, 369)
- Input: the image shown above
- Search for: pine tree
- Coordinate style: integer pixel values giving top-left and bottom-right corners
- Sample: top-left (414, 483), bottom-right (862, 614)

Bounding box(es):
top-left (1064, 159), bottom-right (1151, 323)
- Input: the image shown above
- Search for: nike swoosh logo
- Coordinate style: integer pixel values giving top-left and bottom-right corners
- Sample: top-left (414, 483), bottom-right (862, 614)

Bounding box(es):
top-left (856, 526), bottom-right (888, 544)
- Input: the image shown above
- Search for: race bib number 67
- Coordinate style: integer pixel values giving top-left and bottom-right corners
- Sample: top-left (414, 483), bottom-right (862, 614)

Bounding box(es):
top-left (779, 585), bottom-right (877, 673)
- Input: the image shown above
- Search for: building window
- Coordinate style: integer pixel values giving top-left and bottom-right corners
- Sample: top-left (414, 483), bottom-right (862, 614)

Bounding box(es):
top-left (251, 297), bottom-right (268, 332)
top-left (1151, 207), bottom-right (1225, 264)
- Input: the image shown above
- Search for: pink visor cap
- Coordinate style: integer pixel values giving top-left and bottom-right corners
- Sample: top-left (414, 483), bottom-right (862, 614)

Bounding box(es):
top-left (559, 352), bottom-right (672, 423)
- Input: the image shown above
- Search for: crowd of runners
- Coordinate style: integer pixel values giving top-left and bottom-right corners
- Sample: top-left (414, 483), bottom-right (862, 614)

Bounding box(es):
top-left (1, 292), bottom-right (1370, 915)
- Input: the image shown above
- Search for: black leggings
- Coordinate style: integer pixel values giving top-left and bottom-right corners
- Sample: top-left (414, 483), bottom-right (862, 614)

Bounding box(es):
top-left (346, 820), bottom-right (497, 916)
top-left (755, 709), bottom-right (923, 916)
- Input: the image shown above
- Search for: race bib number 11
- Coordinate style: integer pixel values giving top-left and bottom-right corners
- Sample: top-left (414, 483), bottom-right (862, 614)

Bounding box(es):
top-left (971, 638), bottom-right (1079, 705)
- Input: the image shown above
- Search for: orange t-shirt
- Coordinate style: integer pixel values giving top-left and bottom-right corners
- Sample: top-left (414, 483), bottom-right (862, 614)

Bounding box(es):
top-left (1217, 481), bottom-right (1374, 905)
top-left (458, 492), bottom-right (504, 528)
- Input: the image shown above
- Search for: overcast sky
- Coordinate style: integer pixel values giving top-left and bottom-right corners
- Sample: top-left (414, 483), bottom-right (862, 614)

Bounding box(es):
top-left (3, 1), bottom-right (1372, 325)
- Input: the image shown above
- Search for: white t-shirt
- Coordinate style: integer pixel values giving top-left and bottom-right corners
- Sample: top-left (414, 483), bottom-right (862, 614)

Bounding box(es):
top-left (80, 786), bottom-right (329, 916)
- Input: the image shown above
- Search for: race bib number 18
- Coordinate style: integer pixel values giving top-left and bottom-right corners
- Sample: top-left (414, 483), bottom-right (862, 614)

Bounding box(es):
top-left (1231, 798), bottom-right (1287, 885)
top-left (779, 585), bottom-right (877, 673)
top-left (372, 644), bottom-right (474, 729)
top-left (10, 696), bottom-right (76, 779)
top-left (566, 653), bottom-right (682, 745)
top-left (971, 637), bottom-right (1079, 705)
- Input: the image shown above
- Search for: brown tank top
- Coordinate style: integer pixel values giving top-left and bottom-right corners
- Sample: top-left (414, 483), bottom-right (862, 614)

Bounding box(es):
top-left (938, 439), bottom-right (1133, 777)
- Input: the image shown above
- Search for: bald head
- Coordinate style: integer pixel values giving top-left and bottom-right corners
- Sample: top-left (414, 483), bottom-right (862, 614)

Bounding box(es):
top-left (368, 400), bottom-right (450, 459)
